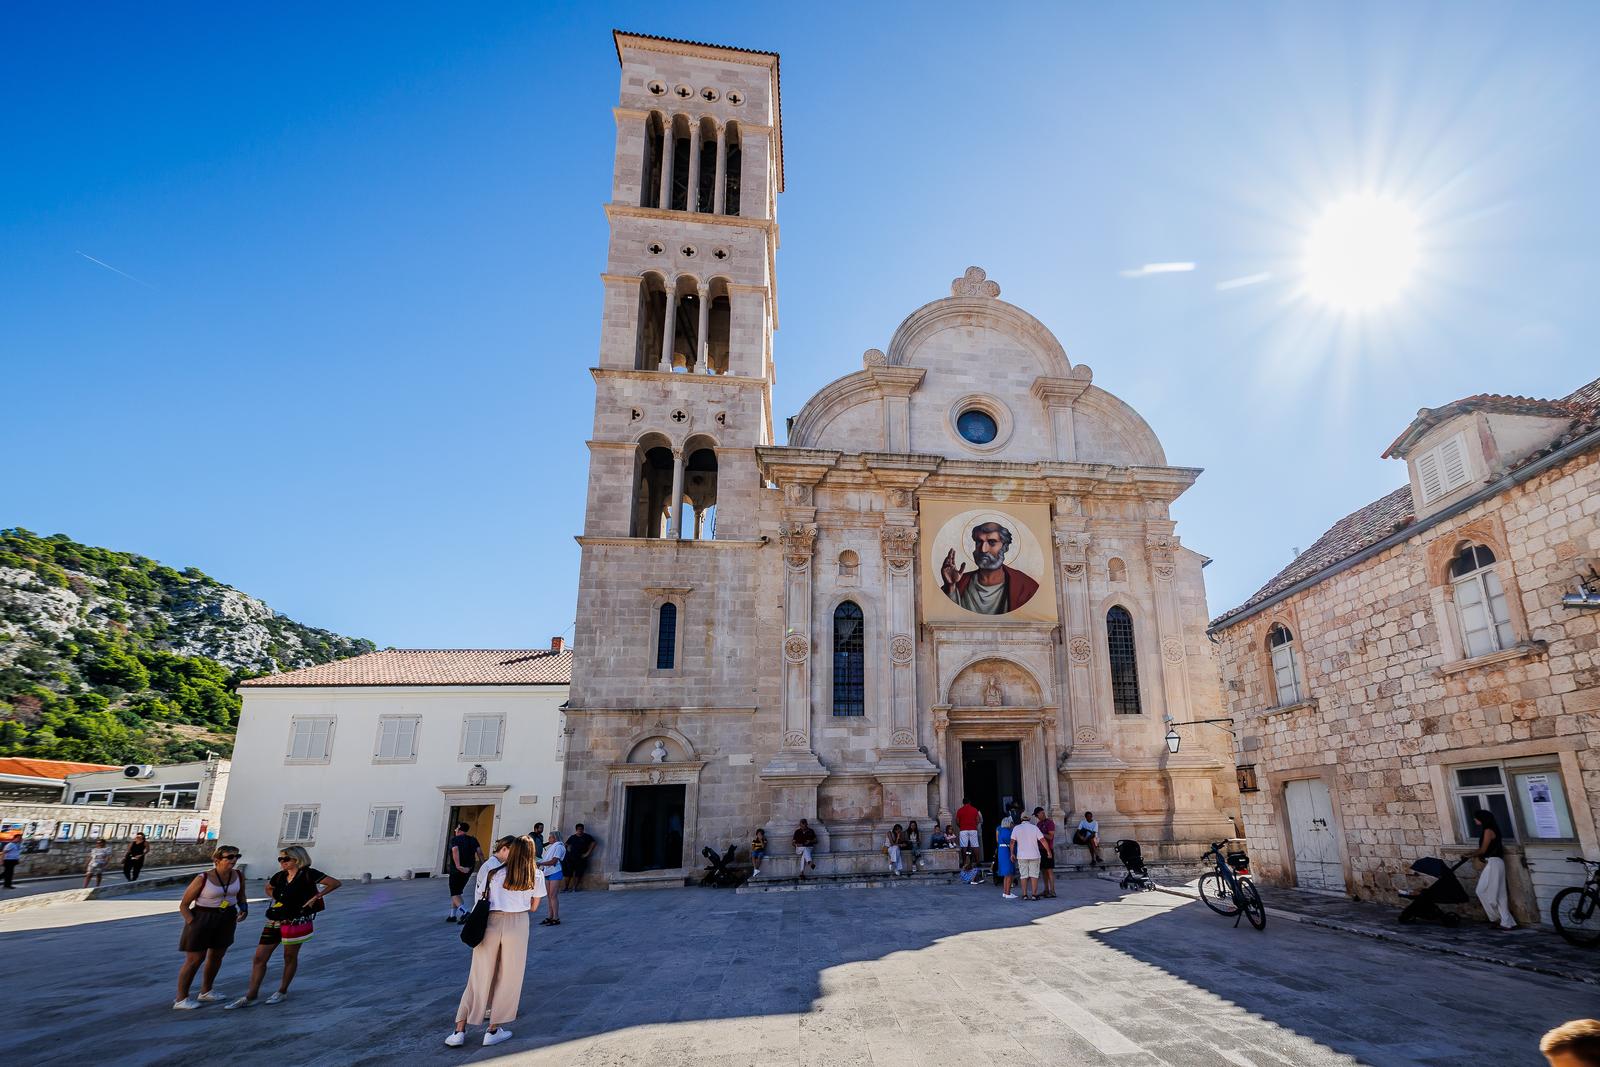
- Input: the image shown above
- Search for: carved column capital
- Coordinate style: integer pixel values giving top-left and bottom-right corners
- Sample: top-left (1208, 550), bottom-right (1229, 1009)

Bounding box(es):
top-left (779, 521), bottom-right (817, 568)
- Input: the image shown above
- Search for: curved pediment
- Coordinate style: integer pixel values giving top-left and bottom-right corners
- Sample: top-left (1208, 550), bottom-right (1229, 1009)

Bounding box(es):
top-left (787, 267), bottom-right (1169, 468)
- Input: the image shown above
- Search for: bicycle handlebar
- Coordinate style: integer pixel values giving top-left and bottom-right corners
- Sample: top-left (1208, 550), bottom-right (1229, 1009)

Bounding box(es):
top-left (1567, 856), bottom-right (1600, 866)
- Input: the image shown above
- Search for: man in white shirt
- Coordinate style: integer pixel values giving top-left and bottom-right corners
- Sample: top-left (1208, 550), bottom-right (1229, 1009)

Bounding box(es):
top-left (1074, 811), bottom-right (1102, 867)
top-left (1009, 814), bottom-right (1045, 900)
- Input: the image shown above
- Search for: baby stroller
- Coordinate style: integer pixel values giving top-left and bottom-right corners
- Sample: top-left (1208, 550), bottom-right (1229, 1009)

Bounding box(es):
top-left (700, 844), bottom-right (745, 888)
top-left (1116, 839), bottom-right (1157, 892)
top-left (1397, 855), bottom-right (1470, 926)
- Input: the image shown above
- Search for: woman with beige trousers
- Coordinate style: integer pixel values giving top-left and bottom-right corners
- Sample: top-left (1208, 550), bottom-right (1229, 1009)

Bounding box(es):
top-left (445, 835), bottom-right (545, 1048)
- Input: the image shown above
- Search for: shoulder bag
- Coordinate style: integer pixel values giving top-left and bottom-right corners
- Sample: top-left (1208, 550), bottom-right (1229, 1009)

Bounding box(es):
top-left (460, 867), bottom-right (500, 948)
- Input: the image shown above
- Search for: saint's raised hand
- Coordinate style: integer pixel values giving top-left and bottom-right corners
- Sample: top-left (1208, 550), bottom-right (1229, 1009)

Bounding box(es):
top-left (942, 548), bottom-right (966, 588)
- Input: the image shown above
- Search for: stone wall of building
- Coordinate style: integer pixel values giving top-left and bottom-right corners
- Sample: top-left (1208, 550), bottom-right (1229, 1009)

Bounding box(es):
top-left (1215, 447), bottom-right (1600, 919)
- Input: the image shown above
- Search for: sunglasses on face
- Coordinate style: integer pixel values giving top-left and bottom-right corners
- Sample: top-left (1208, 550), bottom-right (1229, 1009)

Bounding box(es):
top-left (278, 856), bottom-right (294, 863)
top-left (219, 855), bottom-right (241, 861)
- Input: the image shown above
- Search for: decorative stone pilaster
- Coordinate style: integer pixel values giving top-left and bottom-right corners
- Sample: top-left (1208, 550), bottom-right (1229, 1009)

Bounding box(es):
top-left (1054, 525), bottom-right (1108, 761)
top-left (1146, 529), bottom-right (1194, 726)
top-left (760, 514), bottom-right (828, 843)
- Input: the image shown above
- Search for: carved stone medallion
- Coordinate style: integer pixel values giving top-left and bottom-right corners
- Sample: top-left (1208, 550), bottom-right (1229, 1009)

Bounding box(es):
top-left (890, 729), bottom-right (916, 748)
top-left (1067, 634), bottom-right (1092, 663)
top-left (1076, 726), bottom-right (1098, 744)
top-left (951, 266), bottom-right (1001, 298)
top-left (890, 634), bottom-right (914, 663)
top-left (783, 634), bottom-right (810, 662)
top-left (1161, 637), bottom-right (1186, 664)
top-left (782, 730), bottom-right (809, 749)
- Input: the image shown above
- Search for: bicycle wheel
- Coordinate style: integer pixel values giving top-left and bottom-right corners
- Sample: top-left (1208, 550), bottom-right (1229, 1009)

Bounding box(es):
top-left (1198, 872), bottom-right (1239, 916)
top-left (1551, 886), bottom-right (1600, 947)
top-left (1239, 879), bottom-right (1267, 930)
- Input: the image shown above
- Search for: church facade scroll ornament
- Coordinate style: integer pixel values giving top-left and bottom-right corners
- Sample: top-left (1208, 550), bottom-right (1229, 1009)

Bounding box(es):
top-left (950, 266), bottom-right (1001, 299)
top-left (863, 348), bottom-right (887, 367)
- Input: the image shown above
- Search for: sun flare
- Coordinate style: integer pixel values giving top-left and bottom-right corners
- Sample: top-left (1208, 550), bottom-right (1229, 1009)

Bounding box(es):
top-left (1305, 195), bottom-right (1418, 310)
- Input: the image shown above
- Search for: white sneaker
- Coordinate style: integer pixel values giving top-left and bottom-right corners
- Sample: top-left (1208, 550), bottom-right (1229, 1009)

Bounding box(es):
top-left (196, 991), bottom-right (223, 1003)
top-left (265, 991), bottom-right (286, 1004)
top-left (223, 997), bottom-right (254, 1010)
top-left (483, 1028), bottom-right (513, 1047)
top-left (173, 998), bottom-right (202, 1010)
top-left (444, 1031), bottom-right (465, 1048)
top-left (1003, 893), bottom-right (1018, 900)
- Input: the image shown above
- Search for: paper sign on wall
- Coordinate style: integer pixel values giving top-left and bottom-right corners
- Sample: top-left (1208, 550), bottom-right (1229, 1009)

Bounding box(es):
top-left (1523, 774), bottom-right (1560, 838)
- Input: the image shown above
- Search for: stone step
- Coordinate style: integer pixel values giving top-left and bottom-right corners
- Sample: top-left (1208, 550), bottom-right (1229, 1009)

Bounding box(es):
top-left (736, 870), bottom-right (960, 893)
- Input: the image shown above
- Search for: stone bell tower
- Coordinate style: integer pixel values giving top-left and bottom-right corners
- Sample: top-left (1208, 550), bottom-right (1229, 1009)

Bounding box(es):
top-left (561, 32), bottom-right (784, 884)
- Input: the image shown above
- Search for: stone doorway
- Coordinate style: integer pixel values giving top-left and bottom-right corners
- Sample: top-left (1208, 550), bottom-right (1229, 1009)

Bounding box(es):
top-left (621, 783), bottom-right (686, 872)
top-left (442, 803), bottom-right (495, 874)
top-left (962, 740), bottom-right (1022, 858)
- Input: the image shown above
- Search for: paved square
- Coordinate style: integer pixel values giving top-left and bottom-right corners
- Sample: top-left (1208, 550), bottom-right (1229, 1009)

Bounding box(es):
top-left (1, 875), bottom-right (1589, 1065)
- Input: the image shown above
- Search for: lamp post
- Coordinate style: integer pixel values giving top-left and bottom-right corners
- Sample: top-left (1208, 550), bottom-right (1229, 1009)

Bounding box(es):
top-left (1163, 714), bottom-right (1235, 754)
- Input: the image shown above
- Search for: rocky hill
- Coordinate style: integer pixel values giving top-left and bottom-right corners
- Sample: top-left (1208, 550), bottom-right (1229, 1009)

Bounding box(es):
top-left (0, 528), bottom-right (374, 764)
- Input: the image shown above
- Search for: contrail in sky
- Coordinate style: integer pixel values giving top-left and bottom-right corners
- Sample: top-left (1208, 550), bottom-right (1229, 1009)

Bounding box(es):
top-left (1119, 262), bottom-right (1196, 278)
top-left (75, 251), bottom-right (156, 289)
top-left (1214, 272), bottom-right (1272, 291)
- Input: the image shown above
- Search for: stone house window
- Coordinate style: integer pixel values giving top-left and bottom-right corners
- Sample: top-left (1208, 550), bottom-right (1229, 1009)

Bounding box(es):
top-left (1449, 760), bottom-right (1577, 844)
top-left (655, 602), bottom-right (678, 670)
top-left (832, 601), bottom-right (865, 717)
top-left (1106, 606), bottom-right (1142, 715)
top-left (1449, 544), bottom-right (1514, 658)
top-left (1267, 623), bottom-right (1305, 708)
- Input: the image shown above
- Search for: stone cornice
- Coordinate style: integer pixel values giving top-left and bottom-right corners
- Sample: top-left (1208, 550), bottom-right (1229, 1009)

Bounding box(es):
top-left (1031, 371), bottom-right (1094, 406)
top-left (605, 202), bottom-right (777, 236)
top-left (575, 536), bottom-right (765, 549)
top-left (591, 367), bottom-right (770, 388)
top-left (755, 446), bottom-right (842, 485)
top-left (865, 366), bottom-right (925, 396)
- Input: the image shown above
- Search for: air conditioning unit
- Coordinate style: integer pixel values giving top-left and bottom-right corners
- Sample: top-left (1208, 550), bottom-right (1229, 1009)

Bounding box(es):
top-left (123, 765), bottom-right (155, 779)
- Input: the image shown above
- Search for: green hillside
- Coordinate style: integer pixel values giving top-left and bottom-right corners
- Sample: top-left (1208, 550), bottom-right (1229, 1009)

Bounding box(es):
top-left (0, 528), bottom-right (374, 764)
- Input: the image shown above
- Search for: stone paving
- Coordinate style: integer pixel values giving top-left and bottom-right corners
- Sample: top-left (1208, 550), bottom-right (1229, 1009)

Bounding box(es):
top-left (1, 875), bottom-right (1593, 1066)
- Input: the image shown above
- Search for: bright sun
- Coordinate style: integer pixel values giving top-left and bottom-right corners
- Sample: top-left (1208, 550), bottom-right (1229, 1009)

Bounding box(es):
top-left (1305, 195), bottom-right (1418, 310)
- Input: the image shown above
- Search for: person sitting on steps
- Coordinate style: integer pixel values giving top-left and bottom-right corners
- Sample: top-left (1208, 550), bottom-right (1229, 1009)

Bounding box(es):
top-left (1073, 811), bottom-right (1102, 867)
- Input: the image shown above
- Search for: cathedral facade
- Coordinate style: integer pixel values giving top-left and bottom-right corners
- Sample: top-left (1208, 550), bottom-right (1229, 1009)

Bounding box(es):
top-left (563, 32), bottom-right (1238, 886)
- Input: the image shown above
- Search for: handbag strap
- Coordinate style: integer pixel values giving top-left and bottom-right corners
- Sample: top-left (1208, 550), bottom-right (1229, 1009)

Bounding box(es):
top-left (478, 865), bottom-right (501, 903)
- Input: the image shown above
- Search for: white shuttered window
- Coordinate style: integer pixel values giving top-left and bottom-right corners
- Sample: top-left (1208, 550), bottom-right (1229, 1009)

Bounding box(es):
top-left (374, 716), bottom-right (420, 762)
top-left (1416, 433), bottom-right (1471, 504)
top-left (461, 714), bottom-right (505, 760)
top-left (286, 717), bottom-right (334, 763)
top-left (281, 805), bottom-right (319, 844)
top-left (367, 805), bottom-right (403, 841)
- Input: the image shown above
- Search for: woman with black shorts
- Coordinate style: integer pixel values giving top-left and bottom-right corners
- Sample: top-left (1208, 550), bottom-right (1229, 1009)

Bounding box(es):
top-left (174, 844), bottom-right (247, 1009)
top-left (226, 844), bottom-right (340, 1008)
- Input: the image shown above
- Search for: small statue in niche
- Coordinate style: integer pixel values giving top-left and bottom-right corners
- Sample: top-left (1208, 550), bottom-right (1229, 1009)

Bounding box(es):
top-left (983, 679), bottom-right (1004, 707)
top-left (650, 740), bottom-right (669, 764)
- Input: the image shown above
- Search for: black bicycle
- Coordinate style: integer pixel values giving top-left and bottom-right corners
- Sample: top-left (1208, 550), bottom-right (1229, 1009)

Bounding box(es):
top-left (1198, 839), bottom-right (1266, 930)
top-left (1551, 856), bottom-right (1600, 947)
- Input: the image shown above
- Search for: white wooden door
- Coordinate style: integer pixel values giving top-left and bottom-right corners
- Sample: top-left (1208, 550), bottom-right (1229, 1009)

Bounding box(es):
top-left (1285, 778), bottom-right (1345, 892)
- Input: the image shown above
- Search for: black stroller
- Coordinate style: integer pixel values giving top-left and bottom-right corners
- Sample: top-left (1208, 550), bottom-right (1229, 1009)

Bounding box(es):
top-left (1397, 856), bottom-right (1470, 925)
top-left (1116, 839), bottom-right (1157, 891)
top-left (701, 844), bottom-right (745, 888)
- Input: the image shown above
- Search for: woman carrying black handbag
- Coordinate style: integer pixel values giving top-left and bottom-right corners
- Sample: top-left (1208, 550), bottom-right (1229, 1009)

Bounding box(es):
top-left (446, 836), bottom-right (544, 1049)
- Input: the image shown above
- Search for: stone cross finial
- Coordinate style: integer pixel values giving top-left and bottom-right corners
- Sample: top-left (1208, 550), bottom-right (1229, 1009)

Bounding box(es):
top-left (951, 266), bottom-right (1000, 298)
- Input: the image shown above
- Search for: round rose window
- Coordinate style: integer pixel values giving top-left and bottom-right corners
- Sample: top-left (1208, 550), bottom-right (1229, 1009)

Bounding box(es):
top-left (956, 409), bottom-right (998, 444)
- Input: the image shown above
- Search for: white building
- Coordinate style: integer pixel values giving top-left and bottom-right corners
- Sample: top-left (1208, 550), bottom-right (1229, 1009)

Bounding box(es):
top-left (224, 643), bottom-right (571, 880)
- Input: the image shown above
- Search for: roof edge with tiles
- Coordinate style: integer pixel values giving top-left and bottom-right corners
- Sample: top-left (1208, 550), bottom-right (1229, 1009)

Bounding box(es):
top-left (1211, 375), bottom-right (1600, 633)
top-left (239, 648), bottom-right (573, 688)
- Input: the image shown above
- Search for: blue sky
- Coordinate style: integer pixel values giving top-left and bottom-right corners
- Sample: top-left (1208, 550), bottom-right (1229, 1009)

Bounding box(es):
top-left (4, 3), bottom-right (1598, 649)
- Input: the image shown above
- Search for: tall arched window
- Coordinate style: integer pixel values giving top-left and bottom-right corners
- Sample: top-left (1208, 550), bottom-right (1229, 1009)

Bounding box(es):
top-left (832, 601), bottom-right (864, 717)
top-left (1450, 544), bottom-right (1513, 658)
top-left (655, 602), bottom-right (677, 670)
top-left (722, 122), bottom-right (742, 217)
top-left (640, 112), bottom-right (664, 208)
top-left (1267, 623), bottom-right (1304, 707)
top-left (1106, 606), bottom-right (1142, 715)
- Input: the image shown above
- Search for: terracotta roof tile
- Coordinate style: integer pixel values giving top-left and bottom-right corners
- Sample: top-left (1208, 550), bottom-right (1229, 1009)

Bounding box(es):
top-left (1383, 392), bottom-right (1584, 458)
top-left (239, 649), bottom-right (573, 688)
top-left (1214, 374), bottom-right (1600, 631)
top-left (0, 757), bottom-right (121, 780)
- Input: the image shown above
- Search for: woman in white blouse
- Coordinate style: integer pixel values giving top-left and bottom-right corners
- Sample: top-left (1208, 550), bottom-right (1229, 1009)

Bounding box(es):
top-left (446, 836), bottom-right (544, 1049)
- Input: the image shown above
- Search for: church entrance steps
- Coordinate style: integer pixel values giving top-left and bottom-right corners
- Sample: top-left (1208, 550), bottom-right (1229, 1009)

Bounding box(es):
top-left (757, 846), bottom-right (963, 882)
top-left (736, 870), bottom-right (959, 894)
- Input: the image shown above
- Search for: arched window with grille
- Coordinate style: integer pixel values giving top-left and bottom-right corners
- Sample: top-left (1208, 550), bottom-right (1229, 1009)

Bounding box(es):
top-left (832, 601), bottom-right (864, 717)
top-left (655, 602), bottom-right (677, 670)
top-left (1267, 623), bottom-right (1304, 707)
top-left (1106, 606), bottom-right (1142, 715)
top-left (1450, 544), bottom-right (1513, 658)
